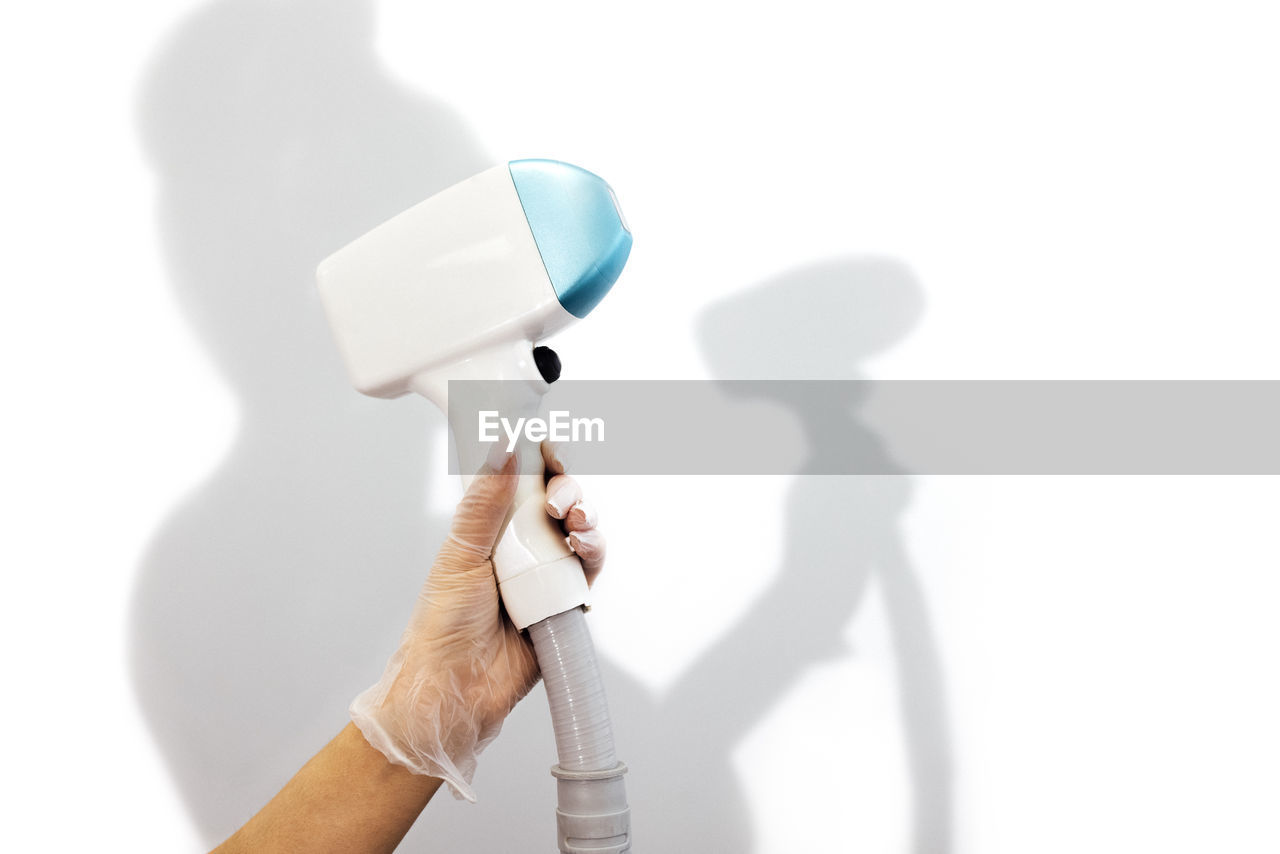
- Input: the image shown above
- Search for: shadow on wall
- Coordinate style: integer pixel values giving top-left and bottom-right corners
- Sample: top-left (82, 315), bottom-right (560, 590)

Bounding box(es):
top-left (697, 260), bottom-right (954, 853)
top-left (421, 258), bottom-right (953, 854)
top-left (129, 0), bottom-right (488, 842)
top-left (130, 2), bottom-right (952, 852)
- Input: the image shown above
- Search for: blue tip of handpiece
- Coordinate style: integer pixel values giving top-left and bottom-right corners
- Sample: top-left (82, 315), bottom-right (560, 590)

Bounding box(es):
top-left (508, 159), bottom-right (632, 318)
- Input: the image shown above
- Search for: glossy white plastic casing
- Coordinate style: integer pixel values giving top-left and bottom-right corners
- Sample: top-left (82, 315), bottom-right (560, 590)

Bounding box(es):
top-left (316, 164), bottom-right (577, 399)
top-left (317, 164), bottom-right (589, 630)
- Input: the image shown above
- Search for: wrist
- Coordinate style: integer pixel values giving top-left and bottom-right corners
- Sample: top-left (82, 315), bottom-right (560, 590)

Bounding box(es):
top-left (351, 668), bottom-right (491, 802)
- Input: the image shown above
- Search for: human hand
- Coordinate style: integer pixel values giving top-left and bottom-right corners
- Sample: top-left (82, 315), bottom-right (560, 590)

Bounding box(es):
top-left (349, 453), bottom-right (606, 802)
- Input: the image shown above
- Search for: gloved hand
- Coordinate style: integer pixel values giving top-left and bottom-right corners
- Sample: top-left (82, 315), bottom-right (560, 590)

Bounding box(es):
top-left (349, 453), bottom-right (606, 802)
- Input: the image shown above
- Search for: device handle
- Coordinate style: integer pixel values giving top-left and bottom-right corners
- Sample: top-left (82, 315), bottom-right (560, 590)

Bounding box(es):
top-left (411, 343), bottom-right (590, 631)
top-left (489, 471), bottom-right (591, 629)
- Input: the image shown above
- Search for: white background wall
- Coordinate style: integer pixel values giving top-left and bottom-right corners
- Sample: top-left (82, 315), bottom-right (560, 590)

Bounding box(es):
top-left (3, 1), bottom-right (1279, 851)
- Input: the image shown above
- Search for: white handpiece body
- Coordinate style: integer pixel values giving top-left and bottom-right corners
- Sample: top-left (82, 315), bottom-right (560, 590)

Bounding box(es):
top-left (317, 161), bottom-right (626, 628)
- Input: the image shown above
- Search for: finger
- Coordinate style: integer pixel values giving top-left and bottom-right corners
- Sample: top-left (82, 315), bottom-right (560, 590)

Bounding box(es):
top-left (540, 440), bottom-right (565, 473)
top-left (442, 452), bottom-right (519, 562)
top-left (569, 529), bottom-right (606, 587)
top-left (544, 474), bottom-right (582, 519)
top-left (565, 501), bottom-right (598, 533)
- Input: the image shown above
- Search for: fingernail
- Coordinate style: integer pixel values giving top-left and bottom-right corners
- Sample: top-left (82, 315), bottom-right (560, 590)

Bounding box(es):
top-left (569, 529), bottom-right (603, 555)
top-left (568, 502), bottom-right (598, 529)
top-left (545, 478), bottom-right (576, 516)
top-left (486, 442), bottom-right (517, 473)
top-left (542, 440), bottom-right (567, 475)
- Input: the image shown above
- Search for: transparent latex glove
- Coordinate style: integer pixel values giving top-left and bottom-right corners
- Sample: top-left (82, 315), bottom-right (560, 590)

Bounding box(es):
top-left (349, 453), bottom-right (606, 802)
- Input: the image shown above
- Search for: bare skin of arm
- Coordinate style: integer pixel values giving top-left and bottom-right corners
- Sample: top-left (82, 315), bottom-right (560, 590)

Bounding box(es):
top-left (213, 723), bottom-right (442, 854)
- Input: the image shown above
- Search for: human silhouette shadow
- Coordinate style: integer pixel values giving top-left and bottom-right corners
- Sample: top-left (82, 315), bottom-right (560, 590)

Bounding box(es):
top-left (128, 0), bottom-right (492, 842)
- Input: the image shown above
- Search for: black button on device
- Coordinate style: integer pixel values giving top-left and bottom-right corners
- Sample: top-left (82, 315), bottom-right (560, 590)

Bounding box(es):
top-left (533, 346), bottom-right (561, 384)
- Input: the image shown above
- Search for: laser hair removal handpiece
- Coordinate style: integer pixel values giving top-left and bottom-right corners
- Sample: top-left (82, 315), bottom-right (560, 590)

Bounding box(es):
top-left (317, 160), bottom-right (633, 853)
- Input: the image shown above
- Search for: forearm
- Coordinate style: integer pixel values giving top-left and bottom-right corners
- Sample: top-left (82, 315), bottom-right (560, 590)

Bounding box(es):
top-left (212, 723), bottom-right (441, 854)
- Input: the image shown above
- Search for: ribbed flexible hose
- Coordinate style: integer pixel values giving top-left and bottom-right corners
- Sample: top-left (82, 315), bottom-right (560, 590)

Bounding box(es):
top-left (528, 607), bottom-right (617, 770)
top-left (528, 607), bottom-right (631, 852)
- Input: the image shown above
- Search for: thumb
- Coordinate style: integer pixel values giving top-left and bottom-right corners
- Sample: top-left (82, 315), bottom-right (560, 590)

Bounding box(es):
top-left (442, 453), bottom-right (519, 564)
